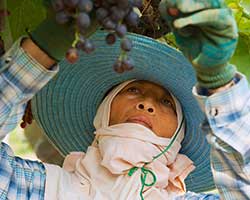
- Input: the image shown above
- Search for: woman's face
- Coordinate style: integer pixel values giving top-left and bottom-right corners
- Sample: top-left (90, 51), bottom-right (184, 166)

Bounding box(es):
top-left (109, 80), bottom-right (178, 138)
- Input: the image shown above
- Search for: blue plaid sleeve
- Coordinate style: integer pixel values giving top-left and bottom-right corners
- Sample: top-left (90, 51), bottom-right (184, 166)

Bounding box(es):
top-left (0, 142), bottom-right (46, 200)
top-left (175, 191), bottom-right (220, 200)
top-left (194, 72), bottom-right (250, 199)
top-left (0, 38), bottom-right (59, 199)
top-left (0, 37), bottom-right (58, 140)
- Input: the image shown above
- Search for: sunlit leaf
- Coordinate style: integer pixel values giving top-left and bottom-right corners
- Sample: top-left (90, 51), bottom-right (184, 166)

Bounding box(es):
top-left (240, 0), bottom-right (250, 14)
top-left (2, 0), bottom-right (46, 43)
top-left (231, 36), bottom-right (250, 78)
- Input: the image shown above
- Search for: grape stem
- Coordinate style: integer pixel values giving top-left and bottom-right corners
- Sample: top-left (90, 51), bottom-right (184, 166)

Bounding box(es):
top-left (120, 50), bottom-right (128, 61)
top-left (141, 0), bottom-right (152, 15)
top-left (72, 31), bottom-right (81, 48)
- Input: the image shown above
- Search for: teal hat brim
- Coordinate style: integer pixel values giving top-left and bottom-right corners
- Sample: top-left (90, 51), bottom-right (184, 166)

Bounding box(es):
top-left (32, 31), bottom-right (215, 192)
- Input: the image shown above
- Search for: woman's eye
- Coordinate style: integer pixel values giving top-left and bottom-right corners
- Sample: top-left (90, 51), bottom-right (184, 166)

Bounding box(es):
top-left (161, 99), bottom-right (172, 107)
top-left (127, 87), bottom-right (140, 93)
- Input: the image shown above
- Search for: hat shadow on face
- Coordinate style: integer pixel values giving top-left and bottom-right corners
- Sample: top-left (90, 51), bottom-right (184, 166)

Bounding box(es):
top-left (32, 31), bottom-right (215, 192)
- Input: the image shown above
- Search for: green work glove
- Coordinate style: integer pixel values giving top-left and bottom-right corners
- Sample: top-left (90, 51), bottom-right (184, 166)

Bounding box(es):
top-left (159, 0), bottom-right (238, 89)
top-left (30, 0), bottom-right (97, 62)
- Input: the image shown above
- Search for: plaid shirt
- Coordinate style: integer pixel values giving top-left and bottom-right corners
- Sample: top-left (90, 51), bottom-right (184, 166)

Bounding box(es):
top-left (0, 38), bottom-right (58, 200)
top-left (0, 39), bottom-right (249, 200)
top-left (192, 74), bottom-right (250, 199)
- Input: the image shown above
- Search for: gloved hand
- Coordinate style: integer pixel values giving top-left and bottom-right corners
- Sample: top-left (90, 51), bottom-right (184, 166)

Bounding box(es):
top-left (29, 0), bottom-right (97, 62)
top-left (159, 0), bottom-right (238, 89)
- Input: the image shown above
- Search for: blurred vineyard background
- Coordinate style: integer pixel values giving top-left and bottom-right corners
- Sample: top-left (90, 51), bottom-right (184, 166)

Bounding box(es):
top-left (4, 127), bottom-right (35, 159)
top-left (0, 0), bottom-right (249, 161)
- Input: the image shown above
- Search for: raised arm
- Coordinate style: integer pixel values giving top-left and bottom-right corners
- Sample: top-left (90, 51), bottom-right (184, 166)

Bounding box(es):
top-left (159, 0), bottom-right (250, 198)
top-left (0, 0), bottom-right (76, 138)
top-left (0, 0), bottom-right (77, 198)
top-left (0, 38), bottom-right (57, 140)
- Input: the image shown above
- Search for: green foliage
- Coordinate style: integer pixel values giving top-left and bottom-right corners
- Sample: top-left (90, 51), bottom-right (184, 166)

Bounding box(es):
top-left (231, 35), bottom-right (250, 76)
top-left (9, 128), bottom-right (34, 158)
top-left (226, 0), bottom-right (250, 78)
top-left (1, 0), bottom-right (46, 48)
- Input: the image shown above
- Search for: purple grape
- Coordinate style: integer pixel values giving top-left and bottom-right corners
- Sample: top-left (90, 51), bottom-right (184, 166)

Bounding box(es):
top-left (77, 12), bottom-right (91, 29)
top-left (116, 24), bottom-right (127, 38)
top-left (101, 1), bottom-right (111, 9)
top-left (52, 0), bottom-right (64, 11)
top-left (83, 39), bottom-right (95, 54)
top-left (96, 8), bottom-right (109, 21)
top-left (131, 0), bottom-right (143, 8)
top-left (102, 18), bottom-right (116, 30)
top-left (122, 57), bottom-right (134, 71)
top-left (110, 6), bottom-right (125, 22)
top-left (78, 34), bottom-right (85, 42)
top-left (113, 60), bottom-right (124, 73)
top-left (55, 11), bottom-right (70, 24)
top-left (63, 0), bottom-right (79, 8)
top-left (76, 40), bottom-right (85, 50)
top-left (125, 11), bottom-right (139, 26)
top-left (94, 0), bottom-right (102, 7)
top-left (106, 33), bottom-right (116, 45)
top-left (75, 34), bottom-right (85, 49)
top-left (77, 0), bottom-right (93, 13)
top-left (76, 35), bottom-right (86, 51)
top-left (66, 47), bottom-right (79, 64)
top-left (117, 0), bottom-right (129, 9)
top-left (121, 38), bottom-right (132, 51)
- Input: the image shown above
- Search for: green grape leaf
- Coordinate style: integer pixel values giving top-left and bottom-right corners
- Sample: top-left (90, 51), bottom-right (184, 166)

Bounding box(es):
top-left (226, 0), bottom-right (250, 78)
top-left (231, 36), bottom-right (250, 78)
top-left (240, 0), bottom-right (250, 14)
top-left (1, 0), bottom-right (46, 48)
top-left (157, 33), bottom-right (178, 49)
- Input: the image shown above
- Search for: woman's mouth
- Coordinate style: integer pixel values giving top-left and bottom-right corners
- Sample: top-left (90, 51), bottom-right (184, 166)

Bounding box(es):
top-left (126, 115), bottom-right (152, 129)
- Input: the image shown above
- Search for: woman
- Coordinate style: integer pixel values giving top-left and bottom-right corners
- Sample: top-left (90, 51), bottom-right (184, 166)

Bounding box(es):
top-left (0, 0), bottom-right (249, 199)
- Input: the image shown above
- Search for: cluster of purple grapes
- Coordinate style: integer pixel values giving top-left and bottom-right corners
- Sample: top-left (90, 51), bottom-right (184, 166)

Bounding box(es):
top-left (52, 0), bottom-right (95, 63)
top-left (95, 0), bottom-right (142, 73)
top-left (52, 0), bottom-right (142, 73)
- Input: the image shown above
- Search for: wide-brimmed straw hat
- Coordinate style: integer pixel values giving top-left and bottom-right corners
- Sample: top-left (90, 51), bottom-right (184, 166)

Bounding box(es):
top-left (32, 31), bottom-right (215, 192)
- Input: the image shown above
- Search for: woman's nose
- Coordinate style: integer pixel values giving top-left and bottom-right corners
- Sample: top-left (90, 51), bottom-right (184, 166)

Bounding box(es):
top-left (136, 102), bottom-right (155, 115)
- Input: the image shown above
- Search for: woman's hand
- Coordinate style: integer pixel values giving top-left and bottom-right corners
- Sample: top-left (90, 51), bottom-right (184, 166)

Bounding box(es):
top-left (29, 0), bottom-right (75, 62)
top-left (29, 0), bottom-right (98, 62)
top-left (159, 0), bottom-right (238, 89)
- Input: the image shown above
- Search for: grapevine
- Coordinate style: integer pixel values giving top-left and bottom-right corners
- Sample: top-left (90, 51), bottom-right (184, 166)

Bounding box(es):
top-left (2, 0), bottom-right (250, 74)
